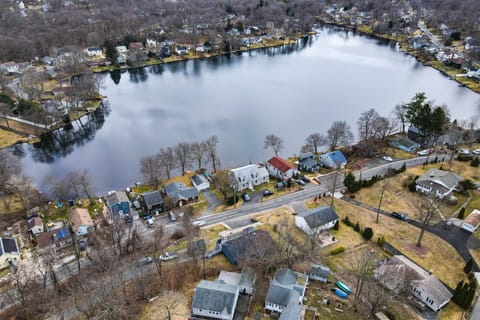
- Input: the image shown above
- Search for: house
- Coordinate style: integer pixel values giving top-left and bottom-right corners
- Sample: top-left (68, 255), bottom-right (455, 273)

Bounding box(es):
top-left (265, 268), bottom-right (308, 319)
top-left (376, 255), bottom-right (452, 312)
top-left (191, 279), bottom-right (240, 320)
top-left (388, 136), bottom-right (420, 153)
top-left (69, 208), bottom-right (94, 237)
top-left (266, 157), bottom-right (297, 180)
top-left (129, 42), bottom-right (144, 51)
top-left (295, 206), bottom-right (339, 236)
top-left (319, 151), bottom-right (347, 169)
top-left (221, 229), bottom-right (275, 266)
top-left (85, 47), bottom-right (103, 57)
top-left (163, 182), bottom-right (199, 206)
top-left (27, 217), bottom-right (44, 236)
top-left (175, 45), bottom-right (189, 55)
top-left (218, 267), bottom-right (256, 295)
top-left (106, 191), bottom-right (131, 219)
top-left (191, 174), bottom-right (210, 191)
top-left (141, 190), bottom-right (164, 214)
top-left (0, 238), bottom-right (20, 270)
top-left (0, 62), bottom-right (19, 74)
top-left (228, 164), bottom-right (269, 192)
top-left (352, 143), bottom-right (376, 158)
top-left (146, 38), bottom-right (158, 49)
top-left (297, 152), bottom-right (319, 172)
top-left (309, 264), bottom-right (330, 283)
top-left (461, 209), bottom-right (480, 233)
top-left (415, 169), bottom-right (461, 199)
top-left (115, 46), bottom-right (128, 64)
top-left (36, 227), bottom-right (73, 252)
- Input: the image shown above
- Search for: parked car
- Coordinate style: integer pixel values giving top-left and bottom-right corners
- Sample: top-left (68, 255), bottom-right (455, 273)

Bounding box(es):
top-left (383, 156), bottom-right (393, 162)
top-left (124, 215), bottom-right (132, 224)
top-left (160, 251), bottom-right (178, 261)
top-left (296, 179), bottom-right (306, 186)
top-left (417, 149), bottom-right (430, 156)
top-left (459, 149), bottom-right (470, 155)
top-left (146, 217), bottom-right (154, 228)
top-left (79, 240), bottom-right (86, 251)
top-left (263, 189), bottom-right (273, 197)
top-left (242, 193), bottom-right (251, 202)
top-left (193, 220), bottom-right (206, 227)
top-left (168, 211), bottom-right (177, 222)
top-left (136, 256), bottom-right (153, 267)
top-left (391, 212), bottom-right (408, 221)
top-left (473, 149), bottom-right (480, 155)
top-left (301, 176), bottom-right (311, 183)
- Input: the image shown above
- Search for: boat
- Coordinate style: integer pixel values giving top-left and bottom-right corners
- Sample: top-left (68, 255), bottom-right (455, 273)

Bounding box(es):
top-left (335, 281), bottom-right (352, 294)
top-left (333, 288), bottom-right (348, 299)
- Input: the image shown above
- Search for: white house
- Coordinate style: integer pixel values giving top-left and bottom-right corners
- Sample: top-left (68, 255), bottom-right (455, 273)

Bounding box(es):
top-left (461, 209), bottom-right (480, 233)
top-left (295, 206), bottom-right (339, 236)
top-left (27, 217), bottom-right (44, 236)
top-left (1, 62), bottom-right (19, 74)
top-left (0, 238), bottom-right (20, 270)
top-left (415, 169), bottom-right (461, 199)
top-left (266, 157), bottom-right (297, 180)
top-left (228, 164), bottom-right (269, 192)
top-left (376, 255), bottom-right (452, 312)
top-left (191, 174), bottom-right (210, 191)
top-left (146, 38), bottom-right (158, 49)
top-left (265, 268), bottom-right (307, 319)
top-left (69, 208), bottom-right (94, 237)
top-left (191, 279), bottom-right (240, 320)
top-left (85, 47), bottom-right (103, 57)
top-left (309, 264), bottom-right (330, 283)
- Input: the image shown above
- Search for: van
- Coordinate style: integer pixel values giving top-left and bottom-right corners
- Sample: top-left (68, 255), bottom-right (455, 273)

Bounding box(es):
top-left (169, 211), bottom-right (177, 222)
top-left (146, 217), bottom-right (154, 228)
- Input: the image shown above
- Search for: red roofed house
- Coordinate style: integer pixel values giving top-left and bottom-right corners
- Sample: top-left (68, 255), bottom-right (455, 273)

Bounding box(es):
top-left (266, 157), bottom-right (298, 180)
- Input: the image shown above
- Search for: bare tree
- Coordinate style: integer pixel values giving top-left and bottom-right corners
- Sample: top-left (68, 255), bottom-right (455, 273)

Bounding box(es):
top-left (392, 104), bottom-right (408, 134)
top-left (140, 153), bottom-right (163, 189)
top-left (277, 219), bottom-right (300, 268)
top-left (5, 174), bottom-right (36, 210)
top-left (304, 133), bottom-right (325, 154)
top-left (264, 133), bottom-right (284, 157)
top-left (326, 121), bottom-right (354, 151)
top-left (191, 141), bottom-right (208, 171)
top-left (212, 170), bottom-right (232, 201)
top-left (157, 290), bottom-right (186, 320)
top-left (205, 135), bottom-right (220, 172)
top-left (158, 146), bottom-right (176, 179)
top-left (175, 142), bottom-right (192, 176)
top-left (358, 108), bottom-right (380, 141)
top-left (414, 195), bottom-right (437, 248)
top-left (376, 177), bottom-right (389, 223)
top-left (347, 250), bottom-right (377, 310)
top-left (66, 170), bottom-right (94, 200)
top-left (374, 116), bottom-right (395, 143)
top-left (0, 149), bottom-right (22, 192)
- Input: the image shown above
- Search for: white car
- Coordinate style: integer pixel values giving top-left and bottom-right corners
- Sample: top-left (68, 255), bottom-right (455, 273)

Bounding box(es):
top-left (417, 149), bottom-right (429, 156)
top-left (459, 149), bottom-right (470, 155)
top-left (193, 220), bottom-right (206, 227)
top-left (473, 149), bottom-right (480, 155)
top-left (383, 156), bottom-right (393, 162)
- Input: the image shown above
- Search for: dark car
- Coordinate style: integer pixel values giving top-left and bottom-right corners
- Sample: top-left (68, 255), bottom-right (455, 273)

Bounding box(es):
top-left (263, 190), bottom-right (273, 197)
top-left (136, 256), bottom-right (153, 267)
top-left (301, 176), bottom-right (311, 183)
top-left (296, 179), bottom-right (306, 186)
top-left (124, 215), bottom-right (132, 224)
top-left (79, 240), bottom-right (86, 251)
top-left (391, 212), bottom-right (408, 221)
top-left (242, 193), bottom-right (251, 202)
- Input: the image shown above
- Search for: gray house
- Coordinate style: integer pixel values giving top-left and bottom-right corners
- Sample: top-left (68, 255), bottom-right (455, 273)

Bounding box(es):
top-left (295, 206), bottom-right (339, 236)
top-left (191, 279), bottom-right (240, 320)
top-left (163, 182), bottom-right (199, 207)
top-left (265, 268), bottom-right (308, 319)
top-left (297, 152), bottom-right (319, 172)
top-left (309, 264), bottom-right (330, 283)
top-left (141, 190), bottom-right (164, 214)
top-left (415, 169), bottom-right (461, 199)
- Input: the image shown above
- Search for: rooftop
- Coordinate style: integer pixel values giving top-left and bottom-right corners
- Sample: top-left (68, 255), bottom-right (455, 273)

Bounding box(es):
top-left (267, 157), bottom-right (294, 173)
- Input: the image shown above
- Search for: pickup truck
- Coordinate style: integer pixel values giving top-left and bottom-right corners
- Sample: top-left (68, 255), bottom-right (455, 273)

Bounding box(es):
top-left (160, 251), bottom-right (178, 261)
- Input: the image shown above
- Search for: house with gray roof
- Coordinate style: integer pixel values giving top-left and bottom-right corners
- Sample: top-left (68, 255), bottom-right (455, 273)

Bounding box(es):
top-left (415, 169), bottom-right (461, 199)
top-left (141, 190), bottom-right (164, 214)
top-left (0, 237), bottom-right (20, 270)
top-left (297, 152), bottom-right (319, 172)
top-left (106, 191), bottom-right (131, 219)
top-left (265, 268), bottom-right (308, 318)
top-left (295, 206), bottom-right (339, 236)
top-left (163, 182), bottom-right (199, 207)
top-left (228, 164), bottom-right (269, 192)
top-left (191, 174), bottom-right (210, 191)
top-left (309, 264), bottom-right (330, 283)
top-left (191, 279), bottom-right (240, 320)
top-left (376, 255), bottom-right (452, 312)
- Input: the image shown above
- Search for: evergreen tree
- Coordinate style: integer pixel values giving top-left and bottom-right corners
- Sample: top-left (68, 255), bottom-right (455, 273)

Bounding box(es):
top-left (458, 207), bottom-right (466, 219)
top-left (464, 258), bottom-right (473, 273)
top-left (462, 286), bottom-right (475, 310)
top-left (453, 280), bottom-right (464, 304)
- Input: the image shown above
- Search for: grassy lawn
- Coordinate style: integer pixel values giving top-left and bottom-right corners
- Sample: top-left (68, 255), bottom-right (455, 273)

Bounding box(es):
top-left (439, 302), bottom-right (466, 320)
top-left (0, 128), bottom-right (30, 148)
top-left (0, 194), bottom-right (24, 216)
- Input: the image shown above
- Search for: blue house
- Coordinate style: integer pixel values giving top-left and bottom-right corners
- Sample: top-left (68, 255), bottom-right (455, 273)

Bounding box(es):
top-left (319, 151), bottom-right (347, 169)
top-left (297, 152), bottom-right (319, 172)
top-left (106, 191), bottom-right (131, 219)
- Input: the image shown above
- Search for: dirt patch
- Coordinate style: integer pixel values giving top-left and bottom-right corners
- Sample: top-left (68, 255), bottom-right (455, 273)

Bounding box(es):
top-left (405, 242), bottom-right (428, 256)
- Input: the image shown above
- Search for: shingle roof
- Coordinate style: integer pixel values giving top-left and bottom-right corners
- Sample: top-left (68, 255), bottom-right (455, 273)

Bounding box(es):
top-left (28, 217), bottom-right (43, 229)
top-left (142, 190), bottom-right (164, 207)
top-left (298, 206), bottom-right (339, 229)
top-left (266, 283), bottom-right (292, 306)
top-left (174, 188), bottom-right (198, 203)
top-left (267, 157), bottom-right (294, 173)
top-left (274, 268), bottom-right (297, 285)
top-left (279, 290), bottom-right (302, 320)
top-left (106, 191), bottom-right (130, 207)
top-left (310, 264), bottom-right (330, 277)
top-left (298, 152), bottom-right (314, 161)
top-left (192, 280), bottom-right (238, 314)
top-left (221, 230), bottom-right (275, 265)
top-left (0, 238), bottom-right (19, 255)
top-left (191, 175), bottom-right (208, 186)
top-left (417, 169), bottom-right (461, 191)
top-left (299, 157), bottom-right (317, 169)
top-left (69, 208), bottom-right (94, 229)
top-left (326, 151), bottom-right (347, 165)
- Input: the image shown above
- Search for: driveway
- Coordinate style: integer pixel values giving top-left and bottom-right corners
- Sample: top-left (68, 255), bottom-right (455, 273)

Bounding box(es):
top-left (201, 189), bottom-right (222, 215)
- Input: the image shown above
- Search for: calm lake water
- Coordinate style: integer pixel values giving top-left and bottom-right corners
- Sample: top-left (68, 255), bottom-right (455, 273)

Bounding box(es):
top-left (20, 27), bottom-right (480, 194)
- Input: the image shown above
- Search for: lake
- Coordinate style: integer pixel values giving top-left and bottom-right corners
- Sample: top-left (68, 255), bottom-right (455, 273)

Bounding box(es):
top-left (20, 27), bottom-right (480, 194)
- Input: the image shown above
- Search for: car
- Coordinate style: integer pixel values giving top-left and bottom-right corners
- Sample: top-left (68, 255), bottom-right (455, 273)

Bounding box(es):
top-left (417, 149), bottom-right (430, 156)
top-left (193, 220), bottom-right (206, 227)
top-left (242, 193), bottom-right (251, 202)
top-left (383, 156), bottom-right (393, 162)
top-left (473, 149), bottom-right (480, 155)
top-left (146, 217), bottom-right (154, 228)
top-left (168, 211), bottom-right (177, 222)
top-left (296, 179), bottom-right (306, 186)
top-left (79, 240), bottom-right (86, 251)
top-left (142, 215), bottom-right (152, 220)
top-left (301, 176), bottom-right (311, 183)
top-left (391, 212), bottom-right (408, 221)
top-left (160, 251), bottom-right (178, 261)
top-left (263, 190), bottom-right (273, 197)
top-left (124, 215), bottom-right (132, 224)
top-left (459, 149), bottom-right (470, 155)
top-left (136, 256), bottom-right (153, 267)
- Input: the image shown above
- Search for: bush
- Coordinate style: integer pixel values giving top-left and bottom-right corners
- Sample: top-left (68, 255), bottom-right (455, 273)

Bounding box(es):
top-left (408, 180), bottom-right (417, 192)
top-left (458, 154), bottom-right (473, 162)
top-left (353, 222), bottom-right (360, 232)
top-left (342, 216), bottom-right (352, 227)
top-left (471, 158), bottom-right (480, 167)
top-left (333, 220), bottom-right (339, 230)
top-left (331, 246), bottom-right (345, 255)
top-left (458, 207), bottom-right (465, 219)
top-left (377, 235), bottom-right (386, 246)
top-left (362, 227), bottom-right (373, 240)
